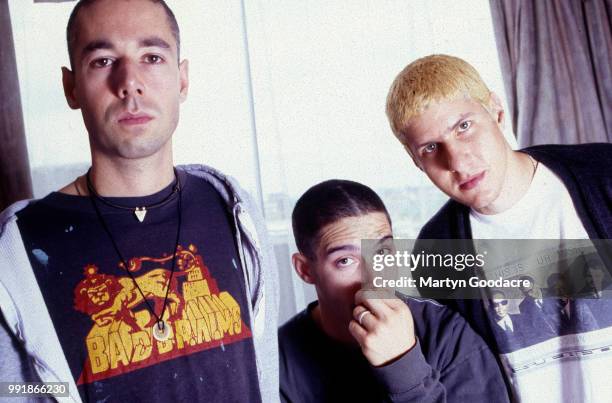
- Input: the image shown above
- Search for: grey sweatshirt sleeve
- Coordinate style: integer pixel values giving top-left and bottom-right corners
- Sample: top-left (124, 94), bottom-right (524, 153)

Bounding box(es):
top-left (371, 299), bottom-right (510, 403)
top-left (0, 311), bottom-right (29, 382)
top-left (371, 339), bottom-right (446, 402)
top-left (0, 312), bottom-right (55, 403)
top-left (372, 337), bottom-right (508, 403)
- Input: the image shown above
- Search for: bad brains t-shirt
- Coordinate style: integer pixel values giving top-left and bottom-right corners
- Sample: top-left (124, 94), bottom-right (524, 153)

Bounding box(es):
top-left (17, 171), bottom-right (261, 402)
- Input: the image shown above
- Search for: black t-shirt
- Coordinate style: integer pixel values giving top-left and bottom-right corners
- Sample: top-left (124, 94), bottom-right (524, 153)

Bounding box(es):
top-left (17, 171), bottom-right (261, 402)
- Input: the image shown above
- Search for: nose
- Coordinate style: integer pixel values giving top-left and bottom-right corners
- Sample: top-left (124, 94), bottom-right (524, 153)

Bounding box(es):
top-left (113, 60), bottom-right (144, 99)
top-left (444, 140), bottom-right (471, 174)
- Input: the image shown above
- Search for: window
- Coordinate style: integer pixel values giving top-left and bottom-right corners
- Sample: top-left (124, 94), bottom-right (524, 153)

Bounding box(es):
top-left (11, 0), bottom-right (512, 322)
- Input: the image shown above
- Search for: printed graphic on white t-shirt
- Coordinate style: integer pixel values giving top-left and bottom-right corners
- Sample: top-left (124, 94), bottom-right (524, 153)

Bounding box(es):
top-left (469, 164), bottom-right (612, 402)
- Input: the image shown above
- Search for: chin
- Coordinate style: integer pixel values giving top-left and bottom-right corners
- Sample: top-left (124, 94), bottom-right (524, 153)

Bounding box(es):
top-left (463, 188), bottom-right (500, 211)
top-left (118, 138), bottom-right (171, 160)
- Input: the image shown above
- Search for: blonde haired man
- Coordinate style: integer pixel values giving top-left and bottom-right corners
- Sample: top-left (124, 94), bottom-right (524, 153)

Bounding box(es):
top-left (385, 54), bottom-right (612, 402)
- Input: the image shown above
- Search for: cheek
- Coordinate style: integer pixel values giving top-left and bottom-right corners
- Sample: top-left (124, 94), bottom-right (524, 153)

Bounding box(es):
top-left (321, 270), bottom-right (362, 298)
top-left (480, 128), bottom-right (505, 158)
top-left (424, 169), bottom-right (453, 192)
top-left (78, 85), bottom-right (111, 116)
top-left (330, 270), bottom-right (361, 289)
top-left (148, 70), bottom-right (181, 95)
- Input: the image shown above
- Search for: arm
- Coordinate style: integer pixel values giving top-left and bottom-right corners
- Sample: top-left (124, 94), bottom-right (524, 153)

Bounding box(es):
top-left (433, 308), bottom-right (509, 403)
top-left (0, 311), bottom-right (52, 403)
top-left (372, 337), bottom-right (507, 403)
top-left (0, 311), bottom-right (32, 382)
top-left (437, 342), bottom-right (508, 403)
top-left (349, 291), bottom-right (445, 402)
top-left (371, 338), bottom-right (446, 403)
top-left (350, 292), bottom-right (509, 403)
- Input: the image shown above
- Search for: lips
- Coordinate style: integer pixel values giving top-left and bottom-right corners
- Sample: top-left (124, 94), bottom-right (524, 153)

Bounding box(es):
top-left (459, 171), bottom-right (485, 191)
top-left (118, 113), bottom-right (153, 125)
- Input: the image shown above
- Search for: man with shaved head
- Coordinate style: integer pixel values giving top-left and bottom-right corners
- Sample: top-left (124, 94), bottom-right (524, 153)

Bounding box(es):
top-left (0, 1), bottom-right (278, 401)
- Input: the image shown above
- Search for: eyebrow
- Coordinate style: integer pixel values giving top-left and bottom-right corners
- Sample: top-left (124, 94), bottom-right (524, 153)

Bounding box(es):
top-left (82, 39), bottom-right (114, 55)
top-left (415, 112), bottom-right (475, 149)
top-left (325, 234), bottom-right (393, 256)
top-left (140, 36), bottom-right (171, 50)
top-left (374, 235), bottom-right (394, 246)
top-left (81, 36), bottom-right (171, 58)
top-left (325, 244), bottom-right (360, 256)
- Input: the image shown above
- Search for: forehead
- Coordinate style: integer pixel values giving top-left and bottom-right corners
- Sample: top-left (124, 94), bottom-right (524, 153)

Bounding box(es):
top-left (402, 97), bottom-right (486, 144)
top-left (317, 213), bottom-right (391, 255)
top-left (73, 0), bottom-right (175, 52)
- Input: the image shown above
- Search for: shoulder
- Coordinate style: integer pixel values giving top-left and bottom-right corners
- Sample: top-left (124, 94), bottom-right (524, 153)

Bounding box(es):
top-left (0, 199), bottom-right (39, 239)
top-left (0, 200), bottom-right (34, 224)
top-left (179, 164), bottom-right (267, 238)
top-left (279, 308), bottom-right (312, 345)
top-left (178, 164), bottom-right (250, 205)
top-left (522, 143), bottom-right (612, 175)
top-left (278, 306), bottom-right (319, 382)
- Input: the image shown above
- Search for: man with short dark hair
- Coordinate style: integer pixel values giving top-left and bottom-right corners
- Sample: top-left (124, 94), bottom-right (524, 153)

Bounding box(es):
top-left (279, 179), bottom-right (508, 402)
top-left (0, 1), bottom-right (278, 401)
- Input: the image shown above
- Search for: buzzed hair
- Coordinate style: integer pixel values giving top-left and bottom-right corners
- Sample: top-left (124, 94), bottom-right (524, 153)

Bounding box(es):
top-left (386, 54), bottom-right (492, 145)
top-left (292, 180), bottom-right (391, 261)
top-left (66, 0), bottom-right (181, 69)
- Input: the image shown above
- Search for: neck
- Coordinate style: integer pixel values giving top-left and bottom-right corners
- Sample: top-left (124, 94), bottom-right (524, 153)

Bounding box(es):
top-left (89, 153), bottom-right (175, 197)
top-left (312, 303), bottom-right (355, 344)
top-left (475, 150), bottom-right (536, 215)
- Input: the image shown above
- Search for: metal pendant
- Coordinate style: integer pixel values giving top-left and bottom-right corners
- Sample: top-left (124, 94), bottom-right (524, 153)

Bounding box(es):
top-left (134, 207), bottom-right (147, 223)
top-left (152, 320), bottom-right (171, 341)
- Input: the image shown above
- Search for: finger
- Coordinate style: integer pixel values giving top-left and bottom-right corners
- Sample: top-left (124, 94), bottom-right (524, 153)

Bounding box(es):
top-left (355, 309), bottom-right (376, 329)
top-left (356, 289), bottom-right (405, 314)
top-left (348, 319), bottom-right (368, 345)
top-left (383, 296), bottom-right (406, 311)
top-left (355, 292), bottom-right (392, 320)
top-left (355, 288), bottom-right (395, 301)
top-left (353, 304), bottom-right (367, 319)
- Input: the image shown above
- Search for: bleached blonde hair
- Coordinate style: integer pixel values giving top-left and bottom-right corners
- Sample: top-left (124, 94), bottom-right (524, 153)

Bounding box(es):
top-left (386, 54), bottom-right (492, 144)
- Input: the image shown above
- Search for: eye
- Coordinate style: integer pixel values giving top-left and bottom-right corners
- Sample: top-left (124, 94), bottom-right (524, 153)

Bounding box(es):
top-left (376, 247), bottom-right (392, 255)
top-left (336, 257), bottom-right (356, 268)
top-left (144, 54), bottom-right (164, 64)
top-left (423, 143), bottom-right (437, 154)
top-left (91, 58), bottom-right (114, 68)
top-left (458, 120), bottom-right (472, 132)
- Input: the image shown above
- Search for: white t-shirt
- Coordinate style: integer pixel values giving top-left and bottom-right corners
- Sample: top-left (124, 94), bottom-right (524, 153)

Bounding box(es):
top-left (469, 163), bottom-right (612, 403)
top-left (470, 163), bottom-right (589, 239)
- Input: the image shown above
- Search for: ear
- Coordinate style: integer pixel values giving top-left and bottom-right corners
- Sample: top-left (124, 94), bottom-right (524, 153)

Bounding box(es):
top-left (62, 67), bottom-right (80, 110)
top-left (178, 59), bottom-right (189, 103)
top-left (292, 252), bottom-right (316, 284)
top-left (488, 92), bottom-right (505, 128)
